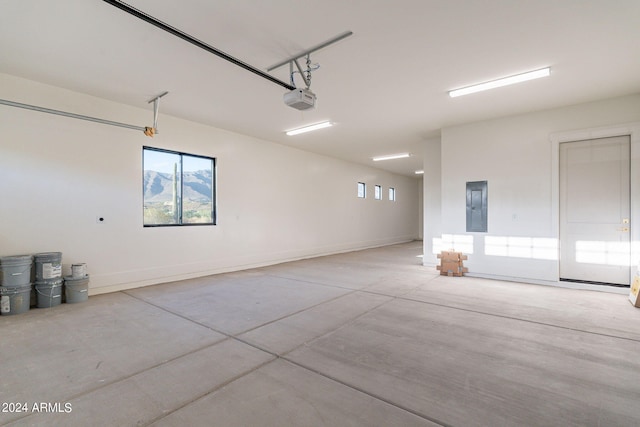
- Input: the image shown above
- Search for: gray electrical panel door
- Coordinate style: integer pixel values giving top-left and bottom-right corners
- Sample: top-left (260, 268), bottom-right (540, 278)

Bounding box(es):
top-left (466, 181), bottom-right (487, 232)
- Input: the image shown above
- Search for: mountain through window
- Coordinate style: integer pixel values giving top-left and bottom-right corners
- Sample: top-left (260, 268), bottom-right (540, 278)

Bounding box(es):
top-left (143, 147), bottom-right (216, 226)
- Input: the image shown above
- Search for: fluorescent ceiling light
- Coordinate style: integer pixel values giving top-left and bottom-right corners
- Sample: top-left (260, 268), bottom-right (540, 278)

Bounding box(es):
top-left (449, 67), bottom-right (550, 98)
top-left (415, 170), bottom-right (424, 174)
top-left (372, 153), bottom-right (411, 162)
top-left (286, 121), bottom-right (332, 136)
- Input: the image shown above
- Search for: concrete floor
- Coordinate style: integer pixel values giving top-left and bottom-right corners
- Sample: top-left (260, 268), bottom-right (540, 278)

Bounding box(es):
top-left (2, 241), bottom-right (640, 426)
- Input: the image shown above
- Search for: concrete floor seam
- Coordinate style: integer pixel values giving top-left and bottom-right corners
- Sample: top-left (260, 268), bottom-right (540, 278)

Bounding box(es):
top-left (140, 357), bottom-right (278, 427)
top-left (123, 276), bottom-right (361, 338)
top-left (277, 293), bottom-right (394, 358)
top-left (0, 338), bottom-right (232, 427)
top-left (122, 290), bottom-right (232, 334)
top-left (262, 272), bottom-right (366, 292)
top-left (122, 287), bottom-right (366, 369)
top-left (110, 265), bottom-right (640, 423)
top-left (395, 293), bottom-right (640, 344)
top-left (122, 280), bottom-right (450, 426)
top-left (118, 291), bottom-right (435, 426)
top-left (263, 270), bottom-right (440, 301)
top-left (270, 280), bottom-right (445, 359)
top-left (1, 295), bottom-right (289, 426)
top-left (279, 357), bottom-right (451, 427)
top-left (233, 288), bottom-right (362, 336)
top-left (120, 290), bottom-right (284, 362)
top-left (231, 287), bottom-right (455, 425)
top-left (357, 276), bottom-right (440, 300)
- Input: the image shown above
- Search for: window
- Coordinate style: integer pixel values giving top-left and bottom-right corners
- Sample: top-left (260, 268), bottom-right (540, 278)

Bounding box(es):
top-left (357, 182), bottom-right (366, 198)
top-left (374, 185), bottom-right (382, 200)
top-left (389, 187), bottom-right (396, 201)
top-left (143, 147), bottom-right (216, 226)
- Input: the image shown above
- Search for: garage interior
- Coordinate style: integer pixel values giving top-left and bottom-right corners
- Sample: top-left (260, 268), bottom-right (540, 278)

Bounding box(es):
top-left (4, 242), bottom-right (640, 426)
top-left (2, 1), bottom-right (640, 426)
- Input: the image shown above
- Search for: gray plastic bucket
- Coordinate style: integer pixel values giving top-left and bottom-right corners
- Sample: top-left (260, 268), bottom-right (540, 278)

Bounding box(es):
top-left (71, 263), bottom-right (87, 278)
top-left (0, 255), bottom-right (33, 287)
top-left (64, 275), bottom-right (89, 304)
top-left (35, 278), bottom-right (63, 308)
top-left (0, 284), bottom-right (32, 315)
top-left (34, 252), bottom-right (62, 281)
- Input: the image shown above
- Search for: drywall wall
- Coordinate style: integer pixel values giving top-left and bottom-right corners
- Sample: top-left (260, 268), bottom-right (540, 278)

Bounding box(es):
top-left (433, 93), bottom-right (640, 284)
top-left (422, 137), bottom-right (441, 266)
top-left (417, 178), bottom-right (424, 240)
top-left (0, 73), bottom-right (419, 294)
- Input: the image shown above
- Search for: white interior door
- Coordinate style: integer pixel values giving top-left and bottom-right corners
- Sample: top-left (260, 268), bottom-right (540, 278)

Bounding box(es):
top-left (560, 135), bottom-right (631, 285)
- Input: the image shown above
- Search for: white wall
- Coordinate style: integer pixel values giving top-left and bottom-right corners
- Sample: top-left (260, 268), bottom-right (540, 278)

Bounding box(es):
top-left (417, 178), bottom-right (424, 240)
top-left (422, 137), bottom-right (441, 266)
top-left (431, 94), bottom-right (640, 284)
top-left (0, 74), bottom-right (419, 294)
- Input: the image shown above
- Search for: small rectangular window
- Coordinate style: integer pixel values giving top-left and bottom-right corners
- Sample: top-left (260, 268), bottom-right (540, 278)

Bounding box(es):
top-left (374, 185), bottom-right (382, 200)
top-left (357, 182), bottom-right (366, 198)
top-left (389, 187), bottom-right (396, 201)
top-left (143, 147), bottom-right (216, 226)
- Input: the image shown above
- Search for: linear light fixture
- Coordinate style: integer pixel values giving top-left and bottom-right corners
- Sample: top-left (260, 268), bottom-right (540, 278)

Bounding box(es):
top-left (286, 121), bottom-right (333, 136)
top-left (415, 170), bottom-right (425, 175)
top-left (449, 67), bottom-right (550, 98)
top-left (372, 153), bottom-right (411, 162)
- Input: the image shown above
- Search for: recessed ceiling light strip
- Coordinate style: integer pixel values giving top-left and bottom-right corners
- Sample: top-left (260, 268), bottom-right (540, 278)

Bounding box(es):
top-left (449, 67), bottom-right (551, 98)
top-left (286, 121), bottom-right (333, 136)
top-left (102, 0), bottom-right (296, 91)
top-left (372, 153), bottom-right (411, 161)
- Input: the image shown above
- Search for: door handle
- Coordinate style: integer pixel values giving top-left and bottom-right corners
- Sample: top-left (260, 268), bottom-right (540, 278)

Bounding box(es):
top-left (617, 227), bottom-right (630, 232)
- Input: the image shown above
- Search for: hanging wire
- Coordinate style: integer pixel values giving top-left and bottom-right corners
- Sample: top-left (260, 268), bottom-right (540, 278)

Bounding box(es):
top-left (305, 54), bottom-right (312, 88)
top-left (289, 62), bottom-right (320, 89)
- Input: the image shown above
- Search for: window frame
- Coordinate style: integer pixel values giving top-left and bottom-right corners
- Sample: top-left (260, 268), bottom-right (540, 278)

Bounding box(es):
top-left (357, 182), bottom-right (366, 198)
top-left (143, 146), bottom-right (217, 227)
top-left (374, 184), bottom-right (382, 200)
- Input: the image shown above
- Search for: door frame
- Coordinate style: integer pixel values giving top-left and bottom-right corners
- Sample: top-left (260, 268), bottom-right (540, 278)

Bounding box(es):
top-left (551, 122), bottom-right (640, 285)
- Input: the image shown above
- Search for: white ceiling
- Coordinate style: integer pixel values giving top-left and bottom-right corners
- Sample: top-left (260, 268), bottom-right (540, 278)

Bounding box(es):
top-left (2, 0), bottom-right (640, 176)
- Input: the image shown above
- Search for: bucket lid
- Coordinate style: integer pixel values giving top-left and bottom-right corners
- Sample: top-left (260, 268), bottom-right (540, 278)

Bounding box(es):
top-left (1, 284), bottom-right (32, 294)
top-left (0, 255), bottom-right (33, 265)
top-left (34, 252), bottom-right (62, 260)
top-left (64, 275), bottom-right (90, 282)
top-left (35, 278), bottom-right (64, 286)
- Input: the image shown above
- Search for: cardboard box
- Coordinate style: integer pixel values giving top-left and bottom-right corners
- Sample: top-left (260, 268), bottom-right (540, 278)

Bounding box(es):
top-left (629, 274), bottom-right (640, 307)
top-left (437, 251), bottom-right (468, 262)
top-left (436, 250), bottom-right (468, 277)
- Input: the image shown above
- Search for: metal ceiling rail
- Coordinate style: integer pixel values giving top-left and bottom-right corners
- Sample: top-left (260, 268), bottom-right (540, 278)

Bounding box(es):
top-left (149, 91), bottom-right (169, 133)
top-left (266, 31), bottom-right (353, 72)
top-left (102, 0), bottom-right (296, 91)
top-left (0, 98), bottom-right (147, 132)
